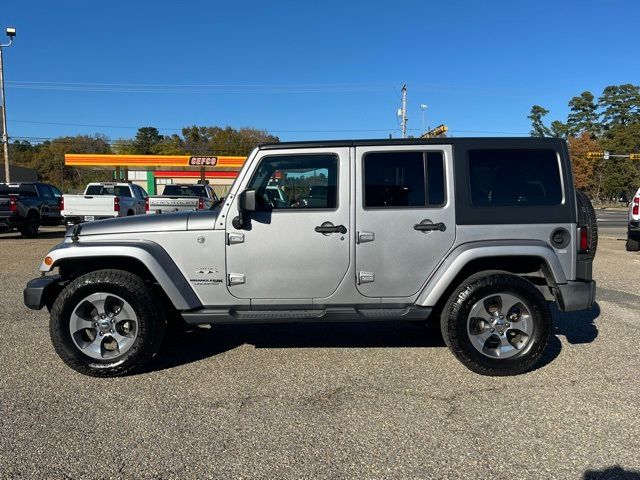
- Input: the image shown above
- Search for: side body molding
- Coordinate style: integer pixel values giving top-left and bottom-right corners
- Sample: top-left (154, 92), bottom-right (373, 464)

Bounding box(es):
top-left (416, 240), bottom-right (568, 307)
top-left (40, 241), bottom-right (202, 310)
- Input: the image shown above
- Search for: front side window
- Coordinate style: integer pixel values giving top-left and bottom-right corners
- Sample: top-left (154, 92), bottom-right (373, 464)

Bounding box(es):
top-left (247, 154), bottom-right (338, 211)
top-left (363, 151), bottom-right (445, 208)
top-left (468, 149), bottom-right (562, 207)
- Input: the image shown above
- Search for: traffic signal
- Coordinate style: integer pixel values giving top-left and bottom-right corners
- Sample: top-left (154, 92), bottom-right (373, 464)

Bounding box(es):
top-left (630, 153), bottom-right (640, 161)
top-left (586, 152), bottom-right (604, 159)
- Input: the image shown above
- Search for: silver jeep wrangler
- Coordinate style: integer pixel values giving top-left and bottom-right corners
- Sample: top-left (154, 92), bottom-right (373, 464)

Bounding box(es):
top-left (24, 138), bottom-right (597, 377)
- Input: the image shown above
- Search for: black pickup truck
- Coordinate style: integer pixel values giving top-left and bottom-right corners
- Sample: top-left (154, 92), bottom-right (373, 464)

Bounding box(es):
top-left (0, 182), bottom-right (64, 237)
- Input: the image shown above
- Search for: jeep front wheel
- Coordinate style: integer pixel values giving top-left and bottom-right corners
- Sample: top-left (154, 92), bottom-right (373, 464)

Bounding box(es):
top-left (441, 272), bottom-right (551, 376)
top-left (50, 269), bottom-right (166, 377)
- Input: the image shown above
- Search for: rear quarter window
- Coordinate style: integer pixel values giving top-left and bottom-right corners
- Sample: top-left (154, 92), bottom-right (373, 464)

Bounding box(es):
top-left (468, 149), bottom-right (562, 207)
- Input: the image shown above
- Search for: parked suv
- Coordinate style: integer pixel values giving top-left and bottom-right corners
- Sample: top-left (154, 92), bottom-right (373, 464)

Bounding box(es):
top-left (627, 187), bottom-right (640, 251)
top-left (0, 182), bottom-right (63, 237)
top-left (24, 138), bottom-right (597, 377)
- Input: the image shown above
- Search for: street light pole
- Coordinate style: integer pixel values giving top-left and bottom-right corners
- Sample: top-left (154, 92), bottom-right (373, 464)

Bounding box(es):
top-left (420, 104), bottom-right (428, 135)
top-left (1, 27), bottom-right (16, 183)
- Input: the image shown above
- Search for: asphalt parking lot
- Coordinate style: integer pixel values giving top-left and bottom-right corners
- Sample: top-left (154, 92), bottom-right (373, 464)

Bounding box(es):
top-left (1, 225), bottom-right (639, 479)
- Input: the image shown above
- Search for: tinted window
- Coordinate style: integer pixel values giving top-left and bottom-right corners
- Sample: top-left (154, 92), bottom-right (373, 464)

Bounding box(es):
top-left (468, 149), bottom-right (562, 207)
top-left (49, 185), bottom-right (62, 197)
top-left (38, 185), bottom-right (54, 199)
top-left (364, 151), bottom-right (445, 208)
top-left (0, 184), bottom-right (37, 196)
top-left (248, 154), bottom-right (338, 210)
top-left (85, 185), bottom-right (133, 197)
top-left (163, 185), bottom-right (207, 197)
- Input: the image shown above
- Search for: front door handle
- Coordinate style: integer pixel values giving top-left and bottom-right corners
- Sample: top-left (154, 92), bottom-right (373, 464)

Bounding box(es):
top-left (315, 222), bottom-right (347, 235)
top-left (414, 221), bottom-right (446, 232)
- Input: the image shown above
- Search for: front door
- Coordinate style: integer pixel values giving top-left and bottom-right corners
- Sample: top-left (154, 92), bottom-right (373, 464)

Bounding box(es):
top-left (225, 148), bottom-right (351, 299)
top-left (355, 145), bottom-right (456, 298)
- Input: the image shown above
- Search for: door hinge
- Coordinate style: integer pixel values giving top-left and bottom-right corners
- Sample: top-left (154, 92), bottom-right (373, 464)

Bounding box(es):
top-left (356, 231), bottom-right (375, 244)
top-left (226, 232), bottom-right (245, 245)
top-left (228, 273), bottom-right (246, 286)
top-left (357, 271), bottom-right (375, 284)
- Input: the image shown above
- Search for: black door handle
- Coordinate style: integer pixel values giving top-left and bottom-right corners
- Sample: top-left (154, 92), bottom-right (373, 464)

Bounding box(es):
top-left (414, 222), bottom-right (446, 232)
top-left (315, 224), bottom-right (347, 234)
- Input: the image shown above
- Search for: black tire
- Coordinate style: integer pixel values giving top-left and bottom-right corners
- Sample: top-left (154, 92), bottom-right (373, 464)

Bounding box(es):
top-left (20, 212), bottom-right (40, 238)
top-left (50, 269), bottom-right (166, 377)
top-left (575, 190), bottom-right (598, 256)
top-left (127, 210), bottom-right (134, 216)
top-left (441, 272), bottom-right (552, 376)
top-left (626, 236), bottom-right (640, 252)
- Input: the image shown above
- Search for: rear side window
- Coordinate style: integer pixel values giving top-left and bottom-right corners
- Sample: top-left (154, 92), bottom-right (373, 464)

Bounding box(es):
top-left (363, 151), bottom-right (445, 208)
top-left (468, 149), bottom-right (562, 207)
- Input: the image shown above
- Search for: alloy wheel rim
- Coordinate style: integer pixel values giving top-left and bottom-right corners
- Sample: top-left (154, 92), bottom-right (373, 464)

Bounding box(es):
top-left (69, 292), bottom-right (138, 360)
top-left (467, 292), bottom-right (534, 359)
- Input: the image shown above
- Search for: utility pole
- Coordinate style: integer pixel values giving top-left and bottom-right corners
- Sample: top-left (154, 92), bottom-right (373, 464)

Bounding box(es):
top-left (0, 27), bottom-right (16, 183)
top-left (400, 84), bottom-right (408, 139)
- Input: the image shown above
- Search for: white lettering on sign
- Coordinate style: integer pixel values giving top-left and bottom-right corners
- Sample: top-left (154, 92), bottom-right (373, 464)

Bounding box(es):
top-left (189, 156), bottom-right (218, 166)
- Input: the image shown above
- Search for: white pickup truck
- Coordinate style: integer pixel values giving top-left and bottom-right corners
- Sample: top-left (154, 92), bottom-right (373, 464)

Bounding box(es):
top-left (627, 187), bottom-right (640, 251)
top-left (146, 183), bottom-right (219, 214)
top-left (62, 182), bottom-right (148, 226)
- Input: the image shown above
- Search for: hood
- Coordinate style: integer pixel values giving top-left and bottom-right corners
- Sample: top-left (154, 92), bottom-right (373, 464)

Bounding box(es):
top-left (69, 210), bottom-right (219, 237)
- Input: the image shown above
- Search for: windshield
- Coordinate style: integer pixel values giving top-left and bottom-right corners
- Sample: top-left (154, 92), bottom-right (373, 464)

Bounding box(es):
top-left (85, 185), bottom-right (132, 197)
top-left (162, 185), bottom-right (208, 197)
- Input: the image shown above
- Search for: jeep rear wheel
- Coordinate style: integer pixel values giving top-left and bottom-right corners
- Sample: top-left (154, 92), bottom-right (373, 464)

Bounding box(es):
top-left (441, 272), bottom-right (551, 376)
top-left (50, 269), bottom-right (166, 377)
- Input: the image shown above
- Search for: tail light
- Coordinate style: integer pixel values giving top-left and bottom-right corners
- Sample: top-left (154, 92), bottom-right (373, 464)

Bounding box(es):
top-left (114, 197), bottom-right (120, 212)
top-left (9, 195), bottom-right (17, 214)
top-left (578, 226), bottom-right (589, 254)
top-left (198, 197), bottom-right (205, 210)
top-left (59, 196), bottom-right (64, 211)
top-left (145, 197), bottom-right (150, 212)
top-left (633, 197), bottom-right (639, 216)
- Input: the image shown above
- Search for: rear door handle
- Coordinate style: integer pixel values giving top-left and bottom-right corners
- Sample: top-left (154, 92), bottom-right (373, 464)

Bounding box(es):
top-left (414, 221), bottom-right (446, 232)
top-left (315, 222), bottom-right (347, 234)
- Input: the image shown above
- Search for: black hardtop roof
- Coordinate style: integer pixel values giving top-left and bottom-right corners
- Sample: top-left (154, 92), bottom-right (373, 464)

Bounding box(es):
top-left (259, 137), bottom-right (566, 150)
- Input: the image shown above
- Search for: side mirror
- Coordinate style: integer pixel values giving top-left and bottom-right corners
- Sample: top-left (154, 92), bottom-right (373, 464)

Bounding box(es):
top-left (238, 189), bottom-right (256, 213)
top-left (233, 189), bottom-right (256, 229)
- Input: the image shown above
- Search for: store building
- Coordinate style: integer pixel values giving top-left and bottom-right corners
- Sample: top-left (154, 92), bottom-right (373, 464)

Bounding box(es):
top-left (64, 154), bottom-right (246, 196)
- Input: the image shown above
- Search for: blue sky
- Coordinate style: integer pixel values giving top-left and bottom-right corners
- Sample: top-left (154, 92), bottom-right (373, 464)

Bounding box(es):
top-left (2, 0), bottom-right (639, 143)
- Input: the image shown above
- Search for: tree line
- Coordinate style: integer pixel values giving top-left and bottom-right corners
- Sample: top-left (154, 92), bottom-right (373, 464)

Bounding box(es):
top-left (8, 126), bottom-right (279, 191)
top-left (528, 83), bottom-right (640, 202)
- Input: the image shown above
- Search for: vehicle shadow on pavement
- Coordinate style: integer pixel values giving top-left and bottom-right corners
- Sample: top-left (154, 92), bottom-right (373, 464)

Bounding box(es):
top-left (583, 465), bottom-right (640, 479)
top-left (144, 321), bottom-right (446, 373)
top-left (551, 302), bottom-right (600, 345)
top-left (0, 229), bottom-right (66, 240)
top-left (144, 304), bottom-right (601, 374)
top-left (533, 302), bottom-right (600, 372)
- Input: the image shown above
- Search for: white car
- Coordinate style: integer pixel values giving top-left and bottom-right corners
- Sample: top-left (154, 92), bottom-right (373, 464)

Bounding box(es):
top-left (62, 182), bottom-right (148, 226)
top-left (627, 187), bottom-right (640, 251)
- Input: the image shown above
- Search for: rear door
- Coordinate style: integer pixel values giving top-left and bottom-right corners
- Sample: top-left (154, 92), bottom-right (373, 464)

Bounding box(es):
top-left (355, 145), bottom-right (455, 298)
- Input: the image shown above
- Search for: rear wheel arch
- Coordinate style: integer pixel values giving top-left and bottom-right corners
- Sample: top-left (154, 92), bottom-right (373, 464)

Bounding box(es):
top-left (420, 254), bottom-right (557, 312)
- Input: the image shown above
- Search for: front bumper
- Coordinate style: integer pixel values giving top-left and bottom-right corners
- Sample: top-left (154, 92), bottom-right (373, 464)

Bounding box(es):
top-left (24, 275), bottom-right (62, 310)
top-left (555, 280), bottom-right (596, 311)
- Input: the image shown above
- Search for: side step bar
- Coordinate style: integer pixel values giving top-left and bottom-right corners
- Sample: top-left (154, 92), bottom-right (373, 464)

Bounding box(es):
top-left (181, 306), bottom-right (432, 325)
